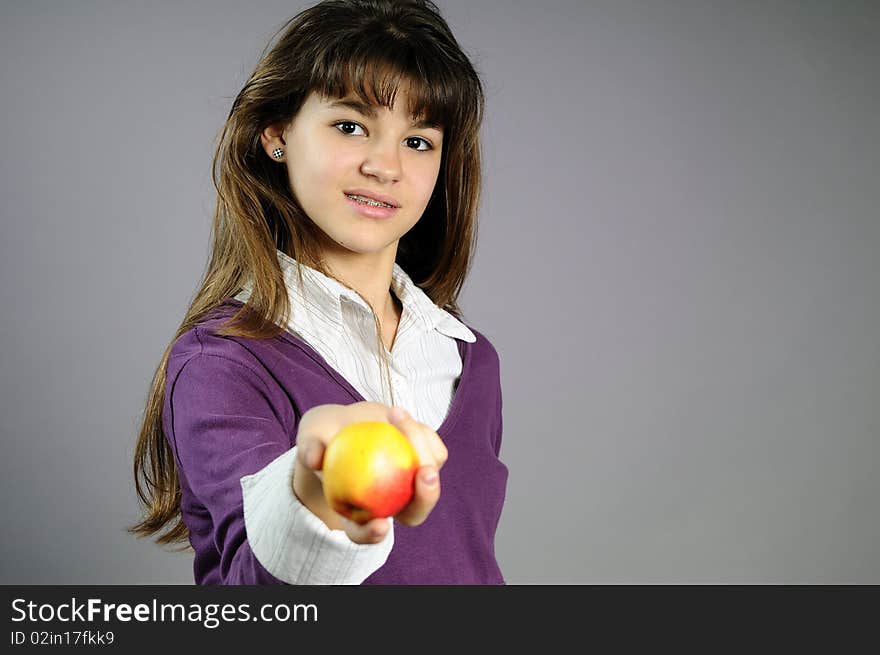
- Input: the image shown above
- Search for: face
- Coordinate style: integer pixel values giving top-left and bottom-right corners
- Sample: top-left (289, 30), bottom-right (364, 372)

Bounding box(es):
top-left (264, 84), bottom-right (444, 261)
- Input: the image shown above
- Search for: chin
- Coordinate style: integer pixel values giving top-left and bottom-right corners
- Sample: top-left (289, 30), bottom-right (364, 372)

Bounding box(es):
top-left (330, 231), bottom-right (402, 255)
top-left (340, 242), bottom-right (397, 255)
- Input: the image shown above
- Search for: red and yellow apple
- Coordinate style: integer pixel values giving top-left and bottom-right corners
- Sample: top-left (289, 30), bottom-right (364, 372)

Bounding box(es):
top-left (322, 421), bottom-right (420, 524)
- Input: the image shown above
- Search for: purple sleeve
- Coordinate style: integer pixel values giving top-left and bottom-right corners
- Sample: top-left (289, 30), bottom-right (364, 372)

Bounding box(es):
top-left (168, 353), bottom-right (294, 585)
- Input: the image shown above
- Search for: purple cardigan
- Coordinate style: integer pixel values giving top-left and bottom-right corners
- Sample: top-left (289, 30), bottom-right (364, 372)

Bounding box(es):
top-left (162, 298), bottom-right (508, 584)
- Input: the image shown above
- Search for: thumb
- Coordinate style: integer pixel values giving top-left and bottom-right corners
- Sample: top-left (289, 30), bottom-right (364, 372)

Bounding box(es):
top-left (387, 406), bottom-right (432, 468)
top-left (394, 465), bottom-right (440, 527)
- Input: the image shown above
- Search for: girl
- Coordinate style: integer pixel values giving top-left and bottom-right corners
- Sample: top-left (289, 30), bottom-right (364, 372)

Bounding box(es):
top-left (129, 0), bottom-right (508, 585)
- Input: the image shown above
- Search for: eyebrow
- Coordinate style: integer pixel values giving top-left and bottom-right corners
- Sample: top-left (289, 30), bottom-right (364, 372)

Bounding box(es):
top-left (327, 99), bottom-right (442, 131)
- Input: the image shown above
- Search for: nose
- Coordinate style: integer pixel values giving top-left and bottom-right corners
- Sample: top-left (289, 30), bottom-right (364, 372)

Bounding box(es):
top-left (360, 138), bottom-right (402, 184)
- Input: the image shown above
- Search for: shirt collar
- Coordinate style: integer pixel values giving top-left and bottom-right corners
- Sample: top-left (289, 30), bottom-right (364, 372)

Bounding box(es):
top-left (242, 249), bottom-right (475, 343)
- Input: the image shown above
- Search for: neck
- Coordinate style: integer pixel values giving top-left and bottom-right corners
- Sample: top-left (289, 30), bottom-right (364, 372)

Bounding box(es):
top-left (318, 245), bottom-right (400, 323)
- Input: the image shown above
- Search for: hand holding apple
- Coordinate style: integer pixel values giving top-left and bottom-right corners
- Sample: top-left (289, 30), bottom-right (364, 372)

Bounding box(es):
top-left (322, 420), bottom-right (420, 524)
top-left (292, 401), bottom-right (449, 545)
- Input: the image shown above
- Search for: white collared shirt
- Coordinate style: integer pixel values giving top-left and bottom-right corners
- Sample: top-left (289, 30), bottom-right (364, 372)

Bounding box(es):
top-left (234, 249), bottom-right (475, 584)
top-left (234, 249), bottom-right (475, 429)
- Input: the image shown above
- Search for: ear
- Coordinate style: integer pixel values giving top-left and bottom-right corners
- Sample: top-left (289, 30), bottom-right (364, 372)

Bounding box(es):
top-left (260, 122), bottom-right (288, 158)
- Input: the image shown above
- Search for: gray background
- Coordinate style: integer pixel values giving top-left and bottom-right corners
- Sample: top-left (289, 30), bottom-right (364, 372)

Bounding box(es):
top-left (1, 0), bottom-right (877, 584)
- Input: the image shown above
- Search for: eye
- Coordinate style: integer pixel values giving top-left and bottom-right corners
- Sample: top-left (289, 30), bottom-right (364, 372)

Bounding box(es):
top-left (332, 121), bottom-right (434, 152)
top-left (406, 137), bottom-right (433, 152)
top-left (333, 121), bottom-right (366, 136)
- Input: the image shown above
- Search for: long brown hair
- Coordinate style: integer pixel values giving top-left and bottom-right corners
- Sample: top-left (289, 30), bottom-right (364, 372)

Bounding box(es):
top-left (129, 0), bottom-right (486, 548)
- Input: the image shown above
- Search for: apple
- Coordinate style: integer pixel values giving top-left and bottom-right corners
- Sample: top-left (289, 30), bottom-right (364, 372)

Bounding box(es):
top-left (322, 421), bottom-right (420, 524)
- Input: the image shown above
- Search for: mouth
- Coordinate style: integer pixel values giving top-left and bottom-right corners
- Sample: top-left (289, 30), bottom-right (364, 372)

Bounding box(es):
top-left (343, 191), bottom-right (400, 208)
top-left (343, 193), bottom-right (399, 218)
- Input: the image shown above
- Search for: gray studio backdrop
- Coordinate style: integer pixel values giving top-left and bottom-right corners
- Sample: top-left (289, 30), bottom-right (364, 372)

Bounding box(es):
top-left (1, 0), bottom-right (877, 584)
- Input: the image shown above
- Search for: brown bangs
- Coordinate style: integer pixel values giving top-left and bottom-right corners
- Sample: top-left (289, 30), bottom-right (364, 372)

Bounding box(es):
top-left (308, 35), bottom-right (469, 138)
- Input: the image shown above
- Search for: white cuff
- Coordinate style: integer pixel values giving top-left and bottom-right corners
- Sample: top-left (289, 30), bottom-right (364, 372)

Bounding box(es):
top-left (240, 445), bottom-right (393, 584)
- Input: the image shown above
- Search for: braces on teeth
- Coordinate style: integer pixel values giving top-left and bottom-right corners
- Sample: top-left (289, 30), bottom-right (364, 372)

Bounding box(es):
top-left (346, 194), bottom-right (394, 208)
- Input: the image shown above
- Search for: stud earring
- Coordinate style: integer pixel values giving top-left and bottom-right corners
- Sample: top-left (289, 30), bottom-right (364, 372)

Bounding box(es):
top-left (272, 148), bottom-right (284, 160)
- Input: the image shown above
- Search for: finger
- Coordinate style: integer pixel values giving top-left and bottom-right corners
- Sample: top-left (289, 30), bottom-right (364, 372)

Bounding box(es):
top-left (394, 465), bottom-right (441, 527)
top-left (427, 433), bottom-right (449, 469)
top-left (388, 407), bottom-right (448, 469)
top-left (297, 404), bottom-right (347, 471)
top-left (294, 442), bottom-right (324, 488)
top-left (386, 407), bottom-right (436, 468)
top-left (296, 436), bottom-right (328, 478)
top-left (340, 516), bottom-right (391, 545)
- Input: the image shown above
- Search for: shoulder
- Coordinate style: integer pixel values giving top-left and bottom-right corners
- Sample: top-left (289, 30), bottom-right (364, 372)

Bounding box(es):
top-left (165, 307), bottom-right (296, 429)
top-left (456, 321), bottom-right (503, 396)
top-left (167, 300), bottom-right (275, 389)
top-left (460, 322), bottom-right (502, 368)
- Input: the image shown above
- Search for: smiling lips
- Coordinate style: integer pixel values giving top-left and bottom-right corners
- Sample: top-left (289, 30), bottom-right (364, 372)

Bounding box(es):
top-left (343, 189), bottom-right (400, 208)
top-left (343, 193), bottom-right (400, 219)
top-left (345, 193), bottom-right (395, 208)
